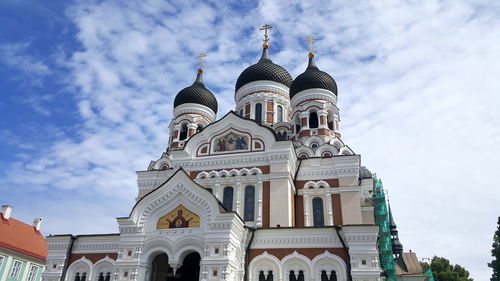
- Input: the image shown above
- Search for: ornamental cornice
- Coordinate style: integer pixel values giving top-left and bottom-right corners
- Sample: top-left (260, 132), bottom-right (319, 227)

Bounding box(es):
top-left (251, 234), bottom-right (341, 249)
top-left (119, 226), bottom-right (144, 234)
top-left (296, 167), bottom-right (359, 181)
top-left (207, 222), bottom-right (233, 231)
top-left (72, 242), bottom-right (119, 253)
top-left (291, 89), bottom-right (337, 108)
top-left (238, 92), bottom-right (291, 107)
top-left (235, 81), bottom-right (290, 103)
top-left (48, 243), bottom-right (71, 250)
top-left (173, 103), bottom-right (215, 121)
top-left (172, 153), bottom-right (291, 171)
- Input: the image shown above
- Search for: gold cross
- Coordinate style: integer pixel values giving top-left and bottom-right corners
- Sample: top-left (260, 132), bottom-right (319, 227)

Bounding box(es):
top-left (305, 35), bottom-right (317, 53)
top-left (260, 24), bottom-right (273, 43)
top-left (197, 52), bottom-right (207, 69)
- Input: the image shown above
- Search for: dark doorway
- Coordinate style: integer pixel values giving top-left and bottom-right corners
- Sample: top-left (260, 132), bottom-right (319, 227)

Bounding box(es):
top-left (177, 252), bottom-right (201, 281)
top-left (150, 253), bottom-right (174, 281)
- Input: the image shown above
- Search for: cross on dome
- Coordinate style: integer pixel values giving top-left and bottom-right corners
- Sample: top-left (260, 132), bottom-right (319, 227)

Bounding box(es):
top-left (260, 24), bottom-right (272, 48)
top-left (305, 35), bottom-right (317, 55)
top-left (197, 52), bottom-right (207, 72)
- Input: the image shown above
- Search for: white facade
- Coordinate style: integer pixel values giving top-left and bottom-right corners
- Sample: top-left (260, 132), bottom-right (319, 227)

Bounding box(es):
top-left (43, 44), bottom-right (384, 281)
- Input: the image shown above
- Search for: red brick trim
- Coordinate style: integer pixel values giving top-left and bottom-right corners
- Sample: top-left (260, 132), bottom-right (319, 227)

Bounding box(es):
top-left (69, 253), bottom-right (118, 265)
top-left (263, 181), bottom-right (270, 228)
top-left (249, 248), bottom-right (349, 263)
top-left (332, 194), bottom-right (343, 225)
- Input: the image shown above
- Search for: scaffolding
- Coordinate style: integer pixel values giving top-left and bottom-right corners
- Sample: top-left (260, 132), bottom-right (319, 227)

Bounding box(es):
top-left (373, 176), bottom-right (397, 281)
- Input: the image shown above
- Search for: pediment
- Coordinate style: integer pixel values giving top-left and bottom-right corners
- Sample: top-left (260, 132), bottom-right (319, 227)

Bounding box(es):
top-left (121, 169), bottom-right (233, 232)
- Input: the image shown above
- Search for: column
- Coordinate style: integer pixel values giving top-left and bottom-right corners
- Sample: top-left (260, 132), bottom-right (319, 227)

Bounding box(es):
top-left (187, 123), bottom-right (198, 137)
top-left (173, 124), bottom-right (182, 141)
top-left (214, 184), bottom-right (221, 201)
top-left (304, 195), bottom-right (310, 226)
top-left (235, 182), bottom-right (242, 215)
top-left (325, 194), bottom-right (334, 226)
top-left (256, 181), bottom-right (263, 227)
top-left (317, 110), bottom-right (328, 128)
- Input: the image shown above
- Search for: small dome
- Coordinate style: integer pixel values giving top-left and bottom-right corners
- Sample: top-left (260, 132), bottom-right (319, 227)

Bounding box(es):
top-left (174, 71), bottom-right (218, 114)
top-left (289, 54), bottom-right (337, 99)
top-left (235, 47), bottom-right (293, 93)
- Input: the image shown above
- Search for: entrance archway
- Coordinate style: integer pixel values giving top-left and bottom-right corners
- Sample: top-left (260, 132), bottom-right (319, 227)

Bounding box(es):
top-left (150, 253), bottom-right (173, 281)
top-left (176, 252), bottom-right (201, 281)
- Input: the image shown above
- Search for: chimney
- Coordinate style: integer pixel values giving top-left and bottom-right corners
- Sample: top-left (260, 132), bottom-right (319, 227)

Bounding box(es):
top-left (33, 218), bottom-right (42, 231)
top-left (1, 205), bottom-right (12, 220)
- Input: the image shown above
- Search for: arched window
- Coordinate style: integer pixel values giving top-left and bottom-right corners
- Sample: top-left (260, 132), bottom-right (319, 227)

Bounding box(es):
top-left (179, 124), bottom-right (188, 140)
top-left (259, 271), bottom-right (274, 281)
top-left (255, 103), bottom-right (262, 124)
top-left (81, 273), bottom-right (87, 281)
top-left (244, 186), bottom-right (255, 221)
top-left (277, 105), bottom-right (283, 123)
top-left (105, 273), bottom-right (111, 281)
top-left (223, 187), bottom-right (234, 211)
top-left (74, 273), bottom-right (81, 281)
top-left (98, 273), bottom-right (104, 281)
top-left (313, 197), bottom-right (325, 227)
top-left (309, 112), bottom-right (319, 128)
top-left (289, 270), bottom-right (305, 281)
top-left (321, 270), bottom-right (337, 281)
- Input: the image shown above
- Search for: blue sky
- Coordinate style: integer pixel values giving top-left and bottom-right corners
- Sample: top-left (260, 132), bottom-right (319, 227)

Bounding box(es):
top-left (1, 0), bottom-right (500, 280)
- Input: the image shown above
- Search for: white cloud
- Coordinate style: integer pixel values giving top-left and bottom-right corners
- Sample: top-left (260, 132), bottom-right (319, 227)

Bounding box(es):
top-left (1, 0), bottom-right (499, 280)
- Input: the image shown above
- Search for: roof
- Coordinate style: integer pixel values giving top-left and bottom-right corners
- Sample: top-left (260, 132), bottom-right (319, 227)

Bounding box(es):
top-left (174, 71), bottom-right (218, 114)
top-left (395, 252), bottom-right (425, 276)
top-left (290, 55), bottom-right (338, 98)
top-left (0, 213), bottom-right (48, 261)
top-left (359, 166), bottom-right (373, 179)
top-left (235, 47), bottom-right (293, 92)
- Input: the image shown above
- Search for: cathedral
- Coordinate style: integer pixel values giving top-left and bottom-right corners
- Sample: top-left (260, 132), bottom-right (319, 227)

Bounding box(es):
top-left (42, 26), bottom-right (415, 281)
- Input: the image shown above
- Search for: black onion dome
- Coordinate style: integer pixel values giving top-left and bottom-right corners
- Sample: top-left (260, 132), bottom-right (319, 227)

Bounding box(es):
top-left (235, 47), bottom-right (293, 92)
top-left (174, 70), bottom-right (218, 114)
top-left (289, 54), bottom-right (338, 98)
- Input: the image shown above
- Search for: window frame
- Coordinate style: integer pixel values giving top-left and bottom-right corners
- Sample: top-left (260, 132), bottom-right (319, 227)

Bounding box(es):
top-left (0, 255), bottom-right (5, 270)
top-left (9, 259), bottom-right (23, 280)
top-left (277, 105), bottom-right (283, 123)
top-left (255, 103), bottom-right (262, 124)
top-left (27, 265), bottom-right (40, 281)
top-left (312, 197), bottom-right (325, 227)
top-left (223, 186), bottom-right (234, 211)
top-left (243, 185), bottom-right (256, 221)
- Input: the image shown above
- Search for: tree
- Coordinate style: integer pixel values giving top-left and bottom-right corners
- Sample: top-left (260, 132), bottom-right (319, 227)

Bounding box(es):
top-left (489, 217), bottom-right (500, 281)
top-left (420, 256), bottom-right (473, 281)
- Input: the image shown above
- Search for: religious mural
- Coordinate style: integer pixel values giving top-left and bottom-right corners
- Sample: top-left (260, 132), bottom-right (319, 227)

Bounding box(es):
top-left (214, 132), bottom-right (249, 152)
top-left (156, 205), bottom-right (200, 229)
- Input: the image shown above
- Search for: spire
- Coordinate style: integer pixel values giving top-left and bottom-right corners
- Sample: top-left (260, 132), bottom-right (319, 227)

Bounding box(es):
top-left (388, 204), bottom-right (404, 257)
top-left (389, 204), bottom-right (397, 232)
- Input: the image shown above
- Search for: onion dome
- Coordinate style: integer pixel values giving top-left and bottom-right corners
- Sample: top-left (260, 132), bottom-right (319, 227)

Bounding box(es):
top-left (235, 46), bottom-right (293, 92)
top-left (289, 53), bottom-right (338, 99)
top-left (174, 69), bottom-right (218, 114)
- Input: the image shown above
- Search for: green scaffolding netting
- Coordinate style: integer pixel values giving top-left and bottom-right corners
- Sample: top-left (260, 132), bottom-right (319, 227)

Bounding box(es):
top-left (373, 176), bottom-right (397, 281)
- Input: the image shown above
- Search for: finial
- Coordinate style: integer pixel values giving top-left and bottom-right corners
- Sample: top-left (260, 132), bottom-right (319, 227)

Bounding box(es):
top-left (197, 52), bottom-right (207, 73)
top-left (260, 24), bottom-right (273, 49)
top-left (305, 35), bottom-right (317, 57)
